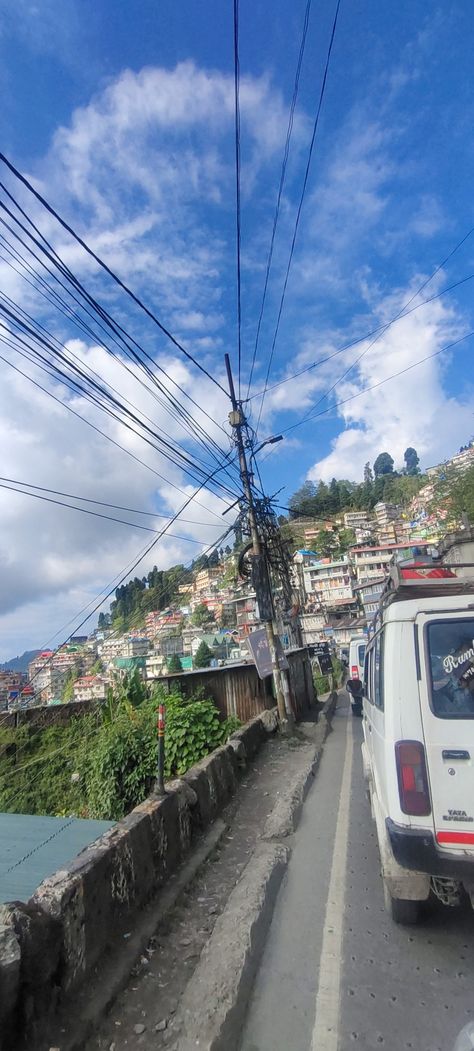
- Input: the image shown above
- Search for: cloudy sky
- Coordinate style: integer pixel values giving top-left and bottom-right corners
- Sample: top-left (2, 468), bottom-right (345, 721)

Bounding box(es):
top-left (1, 0), bottom-right (474, 659)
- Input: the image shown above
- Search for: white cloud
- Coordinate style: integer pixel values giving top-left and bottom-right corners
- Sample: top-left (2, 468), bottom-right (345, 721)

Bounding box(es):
top-left (307, 280), bottom-right (474, 482)
top-left (0, 336), bottom-right (234, 659)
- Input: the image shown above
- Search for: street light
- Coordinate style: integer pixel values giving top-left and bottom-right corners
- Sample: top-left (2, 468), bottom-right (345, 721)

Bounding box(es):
top-left (251, 434), bottom-right (284, 458)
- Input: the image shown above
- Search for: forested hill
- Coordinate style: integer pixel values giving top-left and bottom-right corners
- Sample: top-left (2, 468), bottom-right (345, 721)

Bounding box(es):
top-left (288, 452), bottom-right (426, 519)
top-left (101, 547), bottom-right (233, 632)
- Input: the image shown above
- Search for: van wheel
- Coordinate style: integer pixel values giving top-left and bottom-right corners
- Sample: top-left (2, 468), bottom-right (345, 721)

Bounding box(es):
top-left (383, 883), bottom-right (421, 924)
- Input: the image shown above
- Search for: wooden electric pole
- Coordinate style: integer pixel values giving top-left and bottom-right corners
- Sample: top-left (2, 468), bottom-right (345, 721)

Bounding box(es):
top-left (225, 353), bottom-right (291, 727)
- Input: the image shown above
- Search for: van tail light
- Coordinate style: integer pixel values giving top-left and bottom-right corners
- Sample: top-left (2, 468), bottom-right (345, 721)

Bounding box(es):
top-left (351, 665), bottom-right (358, 678)
top-left (395, 740), bottom-right (431, 816)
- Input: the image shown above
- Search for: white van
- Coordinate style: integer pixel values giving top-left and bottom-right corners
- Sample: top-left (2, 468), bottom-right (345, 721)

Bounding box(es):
top-left (346, 635), bottom-right (366, 716)
top-left (362, 559), bottom-right (474, 924)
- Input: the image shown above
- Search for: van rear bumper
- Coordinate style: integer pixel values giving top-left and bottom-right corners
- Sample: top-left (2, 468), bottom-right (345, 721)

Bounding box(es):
top-left (386, 819), bottom-right (474, 879)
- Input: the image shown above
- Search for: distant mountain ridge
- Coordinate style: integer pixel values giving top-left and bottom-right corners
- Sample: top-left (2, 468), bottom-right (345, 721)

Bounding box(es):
top-left (1, 650), bottom-right (41, 673)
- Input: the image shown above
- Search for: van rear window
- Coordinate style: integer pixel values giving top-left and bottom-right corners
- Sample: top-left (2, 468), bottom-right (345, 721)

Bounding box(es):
top-left (357, 644), bottom-right (366, 667)
top-left (427, 619), bottom-right (474, 718)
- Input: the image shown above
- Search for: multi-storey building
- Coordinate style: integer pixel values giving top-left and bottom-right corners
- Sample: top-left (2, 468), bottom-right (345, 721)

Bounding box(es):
top-left (73, 675), bottom-right (107, 703)
top-left (194, 566), bottom-right (222, 596)
top-left (302, 556), bottom-right (358, 617)
top-left (350, 541), bottom-right (433, 585)
top-left (97, 636), bottom-right (124, 666)
top-left (300, 611), bottom-right (328, 646)
top-left (0, 671), bottom-right (28, 710)
top-left (302, 521), bottom-right (336, 549)
top-left (426, 444), bottom-right (474, 478)
top-left (145, 610), bottom-right (183, 639)
top-left (121, 635), bottom-right (150, 658)
top-left (154, 634), bottom-right (184, 658)
top-left (353, 577), bottom-right (386, 621)
top-left (343, 510), bottom-right (371, 530)
top-left (227, 592), bottom-right (258, 637)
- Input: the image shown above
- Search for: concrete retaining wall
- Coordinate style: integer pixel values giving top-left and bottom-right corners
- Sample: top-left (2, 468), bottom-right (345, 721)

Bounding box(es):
top-left (0, 709), bottom-right (278, 1051)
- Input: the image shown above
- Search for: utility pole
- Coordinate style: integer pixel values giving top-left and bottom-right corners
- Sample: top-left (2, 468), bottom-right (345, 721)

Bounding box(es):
top-left (225, 353), bottom-right (291, 727)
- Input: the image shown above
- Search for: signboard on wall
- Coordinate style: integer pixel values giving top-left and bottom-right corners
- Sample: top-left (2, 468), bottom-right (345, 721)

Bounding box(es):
top-left (246, 628), bottom-right (289, 679)
top-left (309, 642), bottom-right (333, 675)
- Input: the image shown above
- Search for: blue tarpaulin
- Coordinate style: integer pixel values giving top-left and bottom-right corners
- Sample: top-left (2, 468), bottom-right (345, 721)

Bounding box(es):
top-left (0, 812), bottom-right (113, 903)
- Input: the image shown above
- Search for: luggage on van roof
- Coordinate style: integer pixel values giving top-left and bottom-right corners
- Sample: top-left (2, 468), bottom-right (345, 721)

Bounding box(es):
top-left (364, 558), bottom-right (474, 638)
top-left (383, 558), bottom-right (474, 604)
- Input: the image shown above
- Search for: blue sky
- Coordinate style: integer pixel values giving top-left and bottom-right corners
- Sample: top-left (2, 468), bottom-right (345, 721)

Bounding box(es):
top-left (1, 0), bottom-right (474, 657)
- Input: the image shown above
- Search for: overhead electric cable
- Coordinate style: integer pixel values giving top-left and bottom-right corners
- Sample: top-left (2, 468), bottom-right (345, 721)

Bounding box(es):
top-left (0, 162), bottom-right (230, 396)
top-left (277, 328), bottom-right (474, 435)
top-left (0, 286), bottom-right (236, 484)
top-left (0, 350), bottom-right (236, 521)
top-left (246, 0), bottom-right (312, 398)
top-left (0, 476), bottom-right (225, 526)
top-left (0, 521), bottom-right (236, 797)
top-left (233, 0), bottom-right (242, 398)
top-left (0, 211), bottom-right (238, 481)
top-left (0, 249), bottom-right (237, 480)
top-left (255, 0), bottom-right (342, 433)
top-left (247, 236), bottom-right (474, 405)
top-left (0, 304), bottom-right (240, 499)
top-left (283, 235), bottom-right (474, 432)
top-left (0, 482), bottom-right (222, 543)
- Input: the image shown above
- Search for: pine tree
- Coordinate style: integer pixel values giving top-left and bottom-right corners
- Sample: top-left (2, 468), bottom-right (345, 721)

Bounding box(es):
top-left (167, 654), bottom-right (183, 673)
top-left (404, 447), bottom-right (420, 476)
top-left (194, 641), bottom-right (214, 668)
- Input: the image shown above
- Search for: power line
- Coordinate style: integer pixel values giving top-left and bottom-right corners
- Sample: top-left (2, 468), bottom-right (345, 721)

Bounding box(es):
top-left (278, 328), bottom-right (474, 435)
top-left (233, 0), bottom-right (242, 398)
top-left (0, 350), bottom-right (236, 522)
top-left (4, 454), bottom-right (236, 712)
top-left (0, 220), bottom-right (235, 466)
top-left (1, 520), bottom-right (236, 797)
top-left (282, 237), bottom-right (474, 432)
top-left (246, 0), bottom-right (313, 398)
top-left (0, 312), bottom-right (239, 498)
top-left (0, 476), bottom-right (226, 526)
top-left (0, 220), bottom-right (237, 487)
top-left (0, 159), bottom-right (230, 397)
top-left (0, 481), bottom-right (223, 543)
top-left (254, 0), bottom-right (342, 434)
top-left (247, 255), bottom-right (474, 407)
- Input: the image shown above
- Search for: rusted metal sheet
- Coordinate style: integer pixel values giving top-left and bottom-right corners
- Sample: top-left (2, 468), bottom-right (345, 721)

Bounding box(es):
top-left (160, 662), bottom-right (273, 722)
top-left (160, 649), bottom-right (314, 722)
top-left (287, 648), bottom-right (315, 717)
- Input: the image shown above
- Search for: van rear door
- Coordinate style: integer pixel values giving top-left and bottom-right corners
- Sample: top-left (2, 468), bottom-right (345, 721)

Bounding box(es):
top-left (417, 611), bottom-right (474, 850)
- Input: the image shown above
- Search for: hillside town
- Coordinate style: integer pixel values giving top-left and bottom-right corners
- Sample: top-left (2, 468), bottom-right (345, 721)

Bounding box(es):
top-left (3, 443), bottom-right (472, 712)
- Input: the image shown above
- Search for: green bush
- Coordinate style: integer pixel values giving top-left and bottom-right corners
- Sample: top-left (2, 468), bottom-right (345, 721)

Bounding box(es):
top-left (80, 690), bottom-right (240, 820)
top-left (0, 687), bottom-right (241, 822)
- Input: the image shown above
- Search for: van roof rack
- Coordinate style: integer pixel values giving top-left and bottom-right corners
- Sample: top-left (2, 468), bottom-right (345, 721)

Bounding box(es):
top-left (379, 558), bottom-right (474, 609)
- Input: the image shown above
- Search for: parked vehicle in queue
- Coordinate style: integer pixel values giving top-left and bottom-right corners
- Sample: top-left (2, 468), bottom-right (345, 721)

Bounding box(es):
top-left (346, 634), bottom-right (366, 717)
top-left (362, 559), bottom-right (474, 924)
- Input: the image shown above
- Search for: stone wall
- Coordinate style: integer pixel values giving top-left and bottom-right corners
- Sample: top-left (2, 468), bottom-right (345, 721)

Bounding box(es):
top-left (0, 709), bottom-right (278, 1050)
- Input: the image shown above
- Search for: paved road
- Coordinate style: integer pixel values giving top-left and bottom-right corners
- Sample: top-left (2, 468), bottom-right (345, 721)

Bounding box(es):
top-left (240, 695), bottom-right (474, 1051)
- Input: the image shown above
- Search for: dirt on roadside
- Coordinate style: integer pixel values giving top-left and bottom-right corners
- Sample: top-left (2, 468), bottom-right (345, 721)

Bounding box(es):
top-left (81, 707), bottom-right (325, 1051)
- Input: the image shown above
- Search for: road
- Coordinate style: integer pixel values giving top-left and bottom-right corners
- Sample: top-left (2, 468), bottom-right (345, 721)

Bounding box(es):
top-left (240, 695), bottom-right (474, 1051)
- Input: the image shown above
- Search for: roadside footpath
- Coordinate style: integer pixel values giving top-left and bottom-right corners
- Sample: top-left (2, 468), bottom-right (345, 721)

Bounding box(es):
top-left (81, 692), bottom-right (338, 1051)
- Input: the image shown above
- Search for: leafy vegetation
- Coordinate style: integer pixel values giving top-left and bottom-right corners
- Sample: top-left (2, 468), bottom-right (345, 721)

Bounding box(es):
top-left (191, 602), bottom-right (215, 627)
top-left (313, 656), bottom-right (344, 697)
top-left (0, 680), bottom-right (240, 821)
top-left (287, 453), bottom-right (426, 522)
top-left (431, 463), bottom-right (474, 527)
